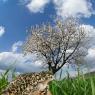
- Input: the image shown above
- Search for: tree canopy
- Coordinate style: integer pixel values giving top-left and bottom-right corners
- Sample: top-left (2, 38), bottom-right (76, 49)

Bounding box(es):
top-left (23, 18), bottom-right (87, 74)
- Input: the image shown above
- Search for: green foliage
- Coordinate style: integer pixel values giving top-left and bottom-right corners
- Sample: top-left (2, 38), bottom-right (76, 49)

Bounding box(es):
top-left (0, 68), bottom-right (16, 94)
top-left (49, 74), bottom-right (95, 95)
top-left (0, 69), bottom-right (9, 93)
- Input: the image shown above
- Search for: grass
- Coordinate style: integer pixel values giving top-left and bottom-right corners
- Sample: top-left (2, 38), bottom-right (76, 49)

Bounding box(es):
top-left (0, 69), bottom-right (9, 94)
top-left (0, 68), bottom-right (16, 94)
top-left (49, 73), bottom-right (95, 95)
top-left (0, 69), bottom-right (95, 95)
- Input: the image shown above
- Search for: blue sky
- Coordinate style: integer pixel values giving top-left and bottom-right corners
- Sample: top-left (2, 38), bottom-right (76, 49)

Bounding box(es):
top-left (0, 0), bottom-right (95, 78)
top-left (0, 0), bottom-right (55, 51)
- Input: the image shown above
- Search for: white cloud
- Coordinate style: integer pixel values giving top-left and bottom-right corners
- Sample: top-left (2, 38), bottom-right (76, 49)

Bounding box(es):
top-left (0, 52), bottom-right (44, 73)
top-left (87, 48), bottom-right (95, 57)
top-left (0, 41), bottom-right (46, 74)
top-left (53, 0), bottom-right (95, 18)
top-left (12, 41), bottom-right (23, 52)
top-left (79, 25), bottom-right (95, 74)
top-left (0, 69), bottom-right (5, 75)
top-left (26, 0), bottom-right (50, 13)
top-left (85, 48), bottom-right (95, 69)
top-left (80, 24), bottom-right (95, 48)
top-left (0, 26), bottom-right (5, 37)
top-left (21, 0), bottom-right (95, 18)
top-left (80, 24), bottom-right (95, 37)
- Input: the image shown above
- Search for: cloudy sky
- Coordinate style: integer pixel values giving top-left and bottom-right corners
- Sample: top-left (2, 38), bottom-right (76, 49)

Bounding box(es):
top-left (0, 0), bottom-right (95, 77)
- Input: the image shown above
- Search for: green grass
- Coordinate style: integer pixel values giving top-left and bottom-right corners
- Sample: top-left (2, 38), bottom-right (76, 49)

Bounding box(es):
top-left (0, 69), bottom-right (95, 95)
top-left (0, 69), bottom-right (9, 94)
top-left (0, 68), bottom-right (16, 94)
top-left (49, 74), bottom-right (95, 95)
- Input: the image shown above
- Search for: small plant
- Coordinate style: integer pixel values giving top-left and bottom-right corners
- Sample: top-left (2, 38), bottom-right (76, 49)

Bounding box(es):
top-left (0, 69), bottom-right (9, 93)
top-left (0, 67), bottom-right (16, 94)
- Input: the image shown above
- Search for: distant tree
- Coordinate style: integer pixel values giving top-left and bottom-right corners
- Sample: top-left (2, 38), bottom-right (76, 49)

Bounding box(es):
top-left (23, 18), bottom-right (87, 74)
